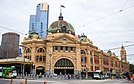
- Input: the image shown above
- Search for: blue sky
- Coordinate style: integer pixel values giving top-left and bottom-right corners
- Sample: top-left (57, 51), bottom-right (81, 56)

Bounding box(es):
top-left (0, 0), bottom-right (134, 64)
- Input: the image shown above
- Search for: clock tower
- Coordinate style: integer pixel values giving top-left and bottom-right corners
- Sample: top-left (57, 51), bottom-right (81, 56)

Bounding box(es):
top-left (120, 46), bottom-right (127, 62)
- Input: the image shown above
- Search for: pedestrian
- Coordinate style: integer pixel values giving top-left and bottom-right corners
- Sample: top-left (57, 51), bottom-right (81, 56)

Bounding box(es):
top-left (131, 74), bottom-right (134, 82)
top-left (39, 72), bottom-right (42, 78)
top-left (68, 74), bottom-right (70, 79)
top-left (125, 72), bottom-right (131, 81)
top-left (110, 68), bottom-right (113, 78)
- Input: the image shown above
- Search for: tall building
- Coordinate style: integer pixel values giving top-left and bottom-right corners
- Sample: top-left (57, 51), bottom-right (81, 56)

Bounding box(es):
top-left (0, 32), bottom-right (20, 59)
top-left (29, 2), bottom-right (49, 38)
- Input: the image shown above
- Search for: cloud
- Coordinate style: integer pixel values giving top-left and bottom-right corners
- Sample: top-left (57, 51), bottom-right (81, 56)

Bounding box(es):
top-left (0, 0), bottom-right (134, 64)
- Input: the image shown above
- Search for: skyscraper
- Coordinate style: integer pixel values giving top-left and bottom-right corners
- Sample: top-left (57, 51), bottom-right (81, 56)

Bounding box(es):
top-left (0, 32), bottom-right (20, 59)
top-left (29, 2), bottom-right (49, 38)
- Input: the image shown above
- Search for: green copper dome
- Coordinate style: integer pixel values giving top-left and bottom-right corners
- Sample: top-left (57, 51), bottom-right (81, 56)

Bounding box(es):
top-left (48, 14), bottom-right (75, 35)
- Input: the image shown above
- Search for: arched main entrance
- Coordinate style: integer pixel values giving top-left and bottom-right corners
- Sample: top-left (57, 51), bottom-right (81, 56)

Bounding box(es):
top-left (54, 58), bottom-right (74, 75)
top-left (36, 66), bottom-right (44, 75)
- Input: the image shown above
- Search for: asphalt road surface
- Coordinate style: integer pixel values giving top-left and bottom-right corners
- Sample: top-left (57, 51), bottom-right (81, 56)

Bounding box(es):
top-left (0, 78), bottom-right (133, 84)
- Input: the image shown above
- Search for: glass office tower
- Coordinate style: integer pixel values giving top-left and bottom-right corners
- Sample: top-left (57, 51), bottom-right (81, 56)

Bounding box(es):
top-left (29, 2), bottom-right (49, 38)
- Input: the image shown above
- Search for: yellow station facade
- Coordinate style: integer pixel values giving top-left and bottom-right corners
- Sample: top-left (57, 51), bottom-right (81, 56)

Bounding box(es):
top-left (21, 14), bottom-right (129, 77)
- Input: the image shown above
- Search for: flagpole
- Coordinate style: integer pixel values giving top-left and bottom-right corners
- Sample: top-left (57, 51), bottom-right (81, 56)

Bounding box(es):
top-left (59, 5), bottom-right (65, 20)
top-left (60, 4), bottom-right (62, 16)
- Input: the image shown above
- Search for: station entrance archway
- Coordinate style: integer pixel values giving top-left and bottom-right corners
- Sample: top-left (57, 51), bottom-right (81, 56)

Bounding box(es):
top-left (36, 66), bottom-right (44, 75)
top-left (54, 58), bottom-right (74, 75)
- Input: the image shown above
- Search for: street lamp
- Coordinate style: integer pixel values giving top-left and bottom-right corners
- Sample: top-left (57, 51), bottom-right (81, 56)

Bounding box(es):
top-left (48, 51), bottom-right (52, 78)
top-left (85, 67), bottom-right (88, 79)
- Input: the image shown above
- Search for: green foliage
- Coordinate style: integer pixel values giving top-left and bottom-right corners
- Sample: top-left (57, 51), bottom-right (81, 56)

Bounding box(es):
top-left (130, 64), bottom-right (134, 73)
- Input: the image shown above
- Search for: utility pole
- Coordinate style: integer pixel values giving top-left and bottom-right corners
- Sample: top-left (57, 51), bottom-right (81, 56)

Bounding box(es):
top-left (20, 45), bottom-right (26, 79)
top-left (48, 50), bottom-right (52, 78)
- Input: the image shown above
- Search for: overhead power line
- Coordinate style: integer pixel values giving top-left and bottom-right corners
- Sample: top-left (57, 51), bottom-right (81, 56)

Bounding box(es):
top-left (121, 0), bottom-right (129, 9)
top-left (127, 58), bottom-right (134, 60)
top-left (95, 0), bottom-right (129, 40)
top-left (0, 25), bottom-right (26, 35)
top-left (127, 54), bottom-right (134, 56)
top-left (104, 43), bottom-right (134, 51)
top-left (76, 5), bottom-right (134, 28)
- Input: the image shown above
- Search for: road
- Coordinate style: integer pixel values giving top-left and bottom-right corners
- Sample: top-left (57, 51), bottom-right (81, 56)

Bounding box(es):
top-left (0, 78), bottom-right (133, 84)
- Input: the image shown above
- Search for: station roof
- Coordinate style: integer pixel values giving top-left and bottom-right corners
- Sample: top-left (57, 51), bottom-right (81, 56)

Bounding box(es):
top-left (0, 57), bottom-right (33, 64)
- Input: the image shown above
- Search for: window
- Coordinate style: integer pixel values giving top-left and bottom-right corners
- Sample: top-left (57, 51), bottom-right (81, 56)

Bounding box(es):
top-left (58, 46), bottom-right (60, 52)
top-left (55, 58), bottom-right (74, 67)
top-left (90, 58), bottom-right (93, 64)
top-left (26, 48), bottom-right (31, 53)
top-left (115, 62), bottom-right (118, 67)
top-left (60, 46), bottom-right (63, 50)
top-left (36, 55), bottom-right (45, 62)
top-left (104, 67), bottom-right (109, 72)
top-left (103, 58), bottom-right (109, 65)
top-left (53, 46), bottom-right (76, 52)
top-left (90, 51), bottom-right (92, 56)
top-left (95, 66), bottom-right (99, 71)
top-left (24, 55), bottom-right (27, 58)
top-left (111, 60), bottom-right (113, 67)
top-left (26, 55), bottom-right (31, 60)
top-left (122, 64), bottom-right (123, 68)
top-left (81, 50), bottom-right (86, 54)
top-left (65, 47), bottom-right (68, 51)
top-left (94, 56), bottom-right (99, 64)
top-left (42, 56), bottom-right (45, 61)
top-left (70, 47), bottom-right (73, 51)
top-left (55, 46), bottom-right (58, 50)
top-left (91, 66), bottom-right (93, 71)
top-left (39, 56), bottom-right (42, 61)
top-left (81, 57), bottom-right (86, 63)
top-left (29, 56), bottom-right (31, 60)
top-left (36, 56), bottom-right (39, 61)
top-left (37, 48), bottom-right (44, 53)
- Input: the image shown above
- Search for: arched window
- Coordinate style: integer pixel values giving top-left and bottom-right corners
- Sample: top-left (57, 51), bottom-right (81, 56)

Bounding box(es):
top-left (55, 58), bottom-right (73, 67)
top-left (26, 48), bottom-right (31, 53)
top-left (81, 50), bottom-right (86, 54)
top-left (37, 48), bottom-right (45, 53)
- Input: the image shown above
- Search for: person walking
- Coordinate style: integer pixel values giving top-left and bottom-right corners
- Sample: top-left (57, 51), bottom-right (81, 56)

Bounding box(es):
top-left (110, 68), bottom-right (113, 79)
top-left (131, 74), bottom-right (134, 82)
top-left (125, 72), bottom-right (131, 82)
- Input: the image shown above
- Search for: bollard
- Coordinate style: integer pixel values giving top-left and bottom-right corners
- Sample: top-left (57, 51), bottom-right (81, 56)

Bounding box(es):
top-left (10, 78), bottom-right (13, 84)
top-left (20, 80), bottom-right (23, 84)
top-left (44, 80), bottom-right (46, 84)
top-left (25, 79), bottom-right (27, 84)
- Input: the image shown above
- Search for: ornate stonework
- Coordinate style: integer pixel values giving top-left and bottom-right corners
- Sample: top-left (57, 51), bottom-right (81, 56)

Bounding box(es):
top-left (21, 15), bottom-right (129, 76)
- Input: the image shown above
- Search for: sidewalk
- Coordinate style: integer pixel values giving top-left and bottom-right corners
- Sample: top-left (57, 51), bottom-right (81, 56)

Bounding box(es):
top-left (16, 76), bottom-right (35, 80)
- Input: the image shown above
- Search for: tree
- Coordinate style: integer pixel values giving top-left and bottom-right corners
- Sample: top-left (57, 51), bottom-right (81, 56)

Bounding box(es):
top-left (130, 64), bottom-right (134, 73)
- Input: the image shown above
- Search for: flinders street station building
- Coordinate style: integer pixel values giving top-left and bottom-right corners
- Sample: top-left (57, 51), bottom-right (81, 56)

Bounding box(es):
top-left (20, 13), bottom-right (129, 78)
